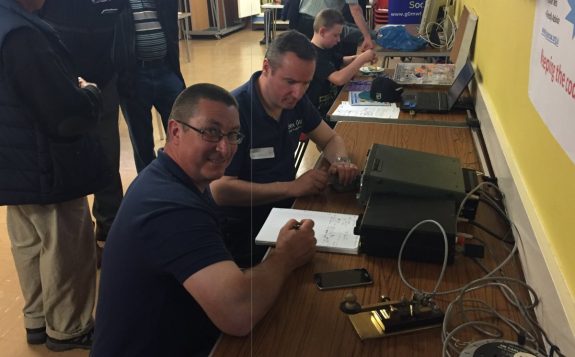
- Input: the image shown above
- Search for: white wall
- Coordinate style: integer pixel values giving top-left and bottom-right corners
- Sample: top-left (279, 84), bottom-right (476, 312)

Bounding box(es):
top-left (474, 86), bottom-right (575, 356)
top-left (238, 0), bottom-right (261, 18)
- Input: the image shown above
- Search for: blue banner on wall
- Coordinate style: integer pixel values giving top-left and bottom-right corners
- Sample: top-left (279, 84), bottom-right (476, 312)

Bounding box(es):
top-left (388, 0), bottom-right (425, 24)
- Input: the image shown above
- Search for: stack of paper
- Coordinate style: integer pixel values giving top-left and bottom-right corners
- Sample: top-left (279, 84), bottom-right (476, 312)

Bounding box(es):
top-left (255, 208), bottom-right (360, 255)
top-left (331, 101), bottom-right (400, 121)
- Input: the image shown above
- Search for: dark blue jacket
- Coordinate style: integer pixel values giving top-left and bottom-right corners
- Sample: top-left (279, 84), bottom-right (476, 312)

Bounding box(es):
top-left (39, 0), bottom-right (126, 88)
top-left (0, 0), bottom-right (111, 205)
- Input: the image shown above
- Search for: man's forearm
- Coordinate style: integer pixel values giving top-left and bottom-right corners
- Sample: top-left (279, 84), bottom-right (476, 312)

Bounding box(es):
top-left (211, 179), bottom-right (292, 206)
top-left (321, 134), bottom-right (351, 164)
top-left (185, 257), bottom-right (292, 336)
top-left (242, 250), bottom-right (292, 326)
top-left (330, 60), bottom-right (364, 85)
top-left (349, 4), bottom-right (372, 43)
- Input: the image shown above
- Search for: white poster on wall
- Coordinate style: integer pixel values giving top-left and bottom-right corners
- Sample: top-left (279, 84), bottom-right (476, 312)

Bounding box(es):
top-left (528, 0), bottom-right (575, 164)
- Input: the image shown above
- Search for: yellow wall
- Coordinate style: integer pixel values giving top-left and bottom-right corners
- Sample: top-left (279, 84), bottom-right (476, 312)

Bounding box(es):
top-left (460, 0), bottom-right (575, 295)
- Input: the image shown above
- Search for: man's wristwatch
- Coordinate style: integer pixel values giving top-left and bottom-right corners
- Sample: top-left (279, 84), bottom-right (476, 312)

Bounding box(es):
top-left (335, 156), bottom-right (352, 164)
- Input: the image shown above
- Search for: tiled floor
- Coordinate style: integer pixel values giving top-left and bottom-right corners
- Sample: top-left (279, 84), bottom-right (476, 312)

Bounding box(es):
top-left (0, 27), bottom-right (267, 357)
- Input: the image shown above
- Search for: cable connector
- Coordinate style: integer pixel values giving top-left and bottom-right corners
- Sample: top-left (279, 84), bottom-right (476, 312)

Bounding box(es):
top-left (465, 109), bottom-right (480, 128)
top-left (463, 243), bottom-right (484, 258)
top-left (466, 115), bottom-right (480, 128)
top-left (481, 175), bottom-right (499, 185)
top-left (517, 332), bottom-right (526, 346)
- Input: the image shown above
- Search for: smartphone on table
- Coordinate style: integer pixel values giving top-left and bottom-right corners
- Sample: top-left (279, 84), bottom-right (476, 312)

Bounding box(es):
top-left (313, 268), bottom-right (373, 290)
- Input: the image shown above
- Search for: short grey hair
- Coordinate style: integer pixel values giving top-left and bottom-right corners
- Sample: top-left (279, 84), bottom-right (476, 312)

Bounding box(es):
top-left (265, 30), bottom-right (317, 71)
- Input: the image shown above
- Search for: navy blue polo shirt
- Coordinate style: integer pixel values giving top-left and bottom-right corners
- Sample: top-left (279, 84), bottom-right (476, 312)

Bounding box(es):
top-left (218, 71), bottom-right (323, 251)
top-left (226, 71), bottom-right (322, 184)
top-left (93, 150), bottom-right (232, 357)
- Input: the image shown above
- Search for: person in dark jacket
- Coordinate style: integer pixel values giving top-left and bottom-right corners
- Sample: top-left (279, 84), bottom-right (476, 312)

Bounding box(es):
top-left (40, 0), bottom-right (126, 256)
top-left (0, 0), bottom-right (110, 351)
top-left (283, 0), bottom-right (301, 28)
top-left (114, 0), bottom-right (185, 172)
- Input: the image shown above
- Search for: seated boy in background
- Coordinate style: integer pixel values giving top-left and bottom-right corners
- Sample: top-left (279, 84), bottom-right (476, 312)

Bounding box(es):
top-left (306, 8), bottom-right (377, 124)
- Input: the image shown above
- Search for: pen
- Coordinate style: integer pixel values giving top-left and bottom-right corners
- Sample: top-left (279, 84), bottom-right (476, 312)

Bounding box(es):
top-left (292, 221), bottom-right (302, 230)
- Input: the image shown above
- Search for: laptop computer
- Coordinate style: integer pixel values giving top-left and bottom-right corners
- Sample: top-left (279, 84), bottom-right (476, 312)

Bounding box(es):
top-left (399, 61), bottom-right (475, 113)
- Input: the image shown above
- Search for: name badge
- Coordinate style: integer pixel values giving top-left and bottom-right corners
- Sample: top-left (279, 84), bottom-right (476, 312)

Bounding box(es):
top-left (250, 147), bottom-right (275, 160)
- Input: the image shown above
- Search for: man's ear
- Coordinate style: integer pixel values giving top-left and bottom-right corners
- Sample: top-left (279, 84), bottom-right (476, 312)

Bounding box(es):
top-left (167, 119), bottom-right (181, 142)
top-left (262, 58), bottom-right (272, 75)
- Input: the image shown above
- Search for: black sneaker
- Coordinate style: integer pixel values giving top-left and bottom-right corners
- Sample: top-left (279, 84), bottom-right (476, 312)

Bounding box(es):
top-left (46, 329), bottom-right (93, 351)
top-left (26, 327), bottom-right (47, 345)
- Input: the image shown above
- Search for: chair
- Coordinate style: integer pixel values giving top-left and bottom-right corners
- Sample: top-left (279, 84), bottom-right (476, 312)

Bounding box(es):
top-left (373, 0), bottom-right (389, 26)
top-left (178, 0), bottom-right (191, 62)
top-left (294, 133), bottom-right (309, 172)
top-left (365, 3), bottom-right (373, 29)
top-left (261, 1), bottom-right (284, 48)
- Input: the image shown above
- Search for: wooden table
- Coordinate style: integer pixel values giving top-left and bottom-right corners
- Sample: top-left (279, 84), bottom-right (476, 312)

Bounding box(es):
top-left (327, 73), bottom-right (470, 127)
top-left (211, 122), bottom-right (525, 356)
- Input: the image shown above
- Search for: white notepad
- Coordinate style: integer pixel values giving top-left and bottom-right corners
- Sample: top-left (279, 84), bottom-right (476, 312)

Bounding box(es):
top-left (255, 208), bottom-right (360, 255)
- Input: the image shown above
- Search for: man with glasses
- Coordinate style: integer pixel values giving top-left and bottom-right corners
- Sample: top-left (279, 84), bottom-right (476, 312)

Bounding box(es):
top-left (210, 30), bottom-right (359, 268)
top-left (92, 83), bottom-right (317, 356)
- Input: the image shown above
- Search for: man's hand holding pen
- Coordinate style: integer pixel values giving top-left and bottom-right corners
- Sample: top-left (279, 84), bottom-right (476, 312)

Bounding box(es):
top-left (274, 219), bottom-right (316, 270)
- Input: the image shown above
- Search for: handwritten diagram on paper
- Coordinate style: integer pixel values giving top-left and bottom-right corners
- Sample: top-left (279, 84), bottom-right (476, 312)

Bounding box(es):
top-left (255, 208), bottom-right (360, 254)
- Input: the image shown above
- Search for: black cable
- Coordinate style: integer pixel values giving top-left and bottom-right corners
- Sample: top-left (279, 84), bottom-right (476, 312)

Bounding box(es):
top-left (549, 344), bottom-right (565, 357)
top-left (468, 220), bottom-right (514, 244)
top-left (479, 188), bottom-right (503, 203)
top-left (479, 195), bottom-right (511, 223)
top-left (470, 241), bottom-right (508, 276)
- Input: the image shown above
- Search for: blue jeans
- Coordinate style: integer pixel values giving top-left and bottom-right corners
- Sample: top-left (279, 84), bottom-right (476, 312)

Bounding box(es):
top-left (120, 63), bottom-right (185, 172)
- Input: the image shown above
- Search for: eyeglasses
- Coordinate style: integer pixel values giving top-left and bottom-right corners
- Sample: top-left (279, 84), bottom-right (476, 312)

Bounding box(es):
top-left (175, 120), bottom-right (244, 144)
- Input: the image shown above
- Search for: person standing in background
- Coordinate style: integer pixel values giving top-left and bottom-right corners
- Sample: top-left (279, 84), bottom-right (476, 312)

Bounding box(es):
top-left (1, 0), bottom-right (110, 350)
top-left (40, 0), bottom-right (126, 263)
top-left (113, 0), bottom-right (185, 173)
top-left (295, 0), bottom-right (375, 55)
top-left (340, 0), bottom-right (376, 56)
